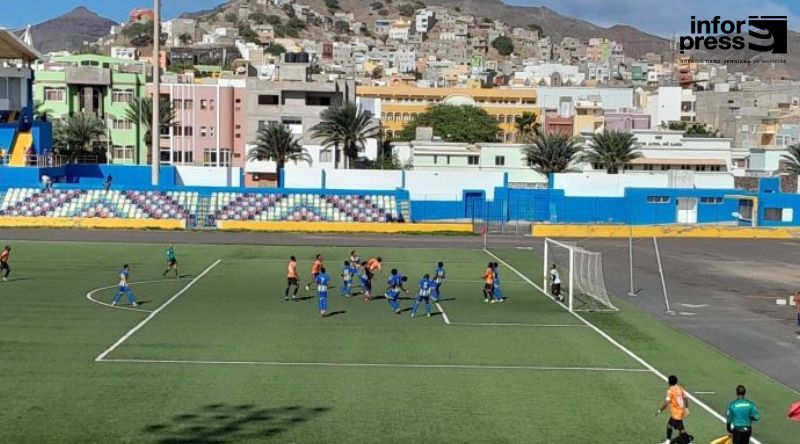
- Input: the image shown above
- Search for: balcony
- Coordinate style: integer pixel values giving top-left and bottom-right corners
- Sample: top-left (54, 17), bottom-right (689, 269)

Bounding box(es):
top-left (65, 66), bottom-right (111, 86)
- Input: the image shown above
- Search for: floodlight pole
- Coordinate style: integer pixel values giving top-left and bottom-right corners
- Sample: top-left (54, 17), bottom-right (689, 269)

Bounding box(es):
top-left (151, 0), bottom-right (161, 186)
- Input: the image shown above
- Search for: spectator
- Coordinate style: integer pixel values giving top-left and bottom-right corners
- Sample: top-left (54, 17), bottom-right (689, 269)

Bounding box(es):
top-left (41, 174), bottom-right (52, 192)
top-left (103, 175), bottom-right (113, 192)
top-left (726, 385), bottom-right (760, 444)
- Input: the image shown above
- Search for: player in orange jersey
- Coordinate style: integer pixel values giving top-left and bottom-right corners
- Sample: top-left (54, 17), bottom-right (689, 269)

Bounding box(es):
top-left (0, 245), bottom-right (11, 282)
top-left (305, 254), bottom-right (324, 292)
top-left (362, 257), bottom-right (383, 301)
top-left (481, 262), bottom-right (494, 303)
top-left (656, 374), bottom-right (691, 444)
top-left (285, 256), bottom-right (300, 301)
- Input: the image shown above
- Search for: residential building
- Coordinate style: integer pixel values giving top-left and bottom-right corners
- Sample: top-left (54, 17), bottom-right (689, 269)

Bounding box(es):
top-left (573, 98), bottom-right (604, 136)
top-left (129, 8), bottom-right (154, 24)
top-left (33, 54), bottom-right (147, 164)
top-left (415, 10), bottom-right (436, 34)
top-left (110, 47), bottom-right (139, 61)
top-left (604, 111), bottom-right (651, 132)
top-left (512, 63), bottom-right (585, 87)
top-left (388, 21), bottom-right (411, 42)
top-left (537, 87), bottom-right (633, 112)
top-left (163, 19), bottom-right (197, 47)
top-left (639, 86), bottom-right (682, 127)
top-left (356, 85), bottom-right (539, 142)
top-left (374, 19), bottom-right (393, 35)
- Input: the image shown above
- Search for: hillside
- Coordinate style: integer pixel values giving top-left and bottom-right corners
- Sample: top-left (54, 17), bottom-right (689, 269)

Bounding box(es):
top-left (28, 7), bottom-right (116, 54)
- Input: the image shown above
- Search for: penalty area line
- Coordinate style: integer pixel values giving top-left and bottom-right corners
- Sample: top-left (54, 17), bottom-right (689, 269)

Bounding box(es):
top-left (451, 322), bottom-right (588, 328)
top-left (94, 259), bottom-right (222, 363)
top-left (99, 358), bottom-right (651, 373)
top-left (483, 248), bottom-right (765, 444)
top-left (435, 302), bottom-right (450, 324)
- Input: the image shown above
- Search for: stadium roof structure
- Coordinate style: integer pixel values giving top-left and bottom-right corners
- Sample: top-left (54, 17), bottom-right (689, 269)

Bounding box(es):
top-left (0, 29), bottom-right (41, 62)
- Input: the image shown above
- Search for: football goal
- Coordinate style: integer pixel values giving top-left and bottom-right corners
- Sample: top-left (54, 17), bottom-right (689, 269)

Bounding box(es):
top-left (543, 238), bottom-right (617, 312)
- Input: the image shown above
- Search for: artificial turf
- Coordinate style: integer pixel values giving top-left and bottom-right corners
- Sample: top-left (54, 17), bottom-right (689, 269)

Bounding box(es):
top-left (0, 240), bottom-right (796, 443)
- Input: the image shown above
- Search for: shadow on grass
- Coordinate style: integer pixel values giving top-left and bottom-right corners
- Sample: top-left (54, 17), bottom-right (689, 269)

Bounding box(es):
top-left (325, 310), bottom-right (346, 317)
top-left (143, 403), bottom-right (330, 444)
top-left (2, 277), bottom-right (33, 283)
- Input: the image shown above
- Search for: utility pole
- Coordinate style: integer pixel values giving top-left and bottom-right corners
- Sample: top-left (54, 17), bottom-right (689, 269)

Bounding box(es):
top-left (151, 0), bottom-right (161, 185)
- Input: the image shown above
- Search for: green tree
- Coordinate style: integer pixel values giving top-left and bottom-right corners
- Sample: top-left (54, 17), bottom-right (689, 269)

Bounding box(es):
top-left (780, 144), bottom-right (800, 174)
top-left (325, 0), bottom-right (340, 11)
top-left (335, 20), bottom-right (351, 34)
top-left (248, 122), bottom-right (311, 175)
top-left (122, 21), bottom-right (154, 47)
top-left (124, 96), bottom-right (178, 165)
top-left (396, 105), bottom-right (500, 143)
top-left (522, 133), bottom-right (580, 175)
top-left (267, 15), bottom-right (282, 25)
top-left (581, 130), bottom-right (641, 174)
top-left (370, 1), bottom-right (384, 9)
top-left (224, 12), bottom-right (239, 23)
top-left (249, 12), bottom-right (269, 25)
top-left (178, 32), bottom-right (193, 45)
top-left (378, 9), bottom-right (390, 16)
top-left (266, 43), bottom-right (287, 56)
top-left (238, 23), bottom-right (261, 44)
top-left (371, 65), bottom-right (384, 79)
top-left (52, 114), bottom-right (106, 161)
top-left (492, 36), bottom-right (515, 56)
top-left (397, 3), bottom-right (415, 16)
top-left (33, 100), bottom-right (53, 121)
top-left (311, 101), bottom-right (380, 168)
top-left (514, 111), bottom-right (539, 139)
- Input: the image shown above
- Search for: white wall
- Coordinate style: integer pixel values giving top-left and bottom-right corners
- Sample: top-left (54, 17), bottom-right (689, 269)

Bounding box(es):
top-left (175, 166), bottom-right (242, 187)
top-left (405, 170), bottom-right (504, 200)
top-left (553, 171), bottom-right (734, 197)
top-left (283, 167), bottom-right (324, 188)
top-left (325, 169), bottom-right (402, 190)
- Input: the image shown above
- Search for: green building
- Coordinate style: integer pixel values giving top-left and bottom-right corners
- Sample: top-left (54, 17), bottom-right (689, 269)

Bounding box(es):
top-left (34, 54), bottom-right (148, 164)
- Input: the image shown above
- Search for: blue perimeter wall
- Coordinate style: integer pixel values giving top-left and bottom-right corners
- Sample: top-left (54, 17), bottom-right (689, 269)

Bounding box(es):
top-left (3, 166), bottom-right (800, 227)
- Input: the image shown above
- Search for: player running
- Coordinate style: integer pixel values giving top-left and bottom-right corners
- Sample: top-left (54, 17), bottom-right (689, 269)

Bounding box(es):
top-left (384, 270), bottom-right (408, 315)
top-left (112, 264), bottom-right (138, 307)
top-left (482, 262), bottom-right (494, 303)
top-left (362, 256), bottom-right (383, 301)
top-left (656, 375), bottom-right (691, 444)
top-left (161, 244), bottom-right (178, 279)
top-left (315, 267), bottom-right (331, 317)
top-left (431, 262), bottom-right (446, 302)
top-left (305, 254), bottom-right (324, 292)
top-left (411, 273), bottom-right (435, 318)
top-left (349, 250), bottom-right (361, 268)
top-left (385, 284), bottom-right (402, 315)
top-left (386, 268), bottom-right (409, 294)
top-left (340, 260), bottom-right (357, 297)
top-left (359, 265), bottom-right (372, 300)
top-left (549, 264), bottom-right (563, 302)
top-left (0, 245), bottom-right (11, 282)
top-left (491, 262), bottom-right (504, 303)
top-left (285, 256), bottom-right (300, 301)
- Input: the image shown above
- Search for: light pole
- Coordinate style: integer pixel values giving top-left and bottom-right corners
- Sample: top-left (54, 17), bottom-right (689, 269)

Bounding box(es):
top-left (151, 0), bottom-right (161, 185)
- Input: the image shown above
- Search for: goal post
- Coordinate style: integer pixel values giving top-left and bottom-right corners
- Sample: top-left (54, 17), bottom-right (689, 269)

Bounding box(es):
top-left (543, 238), bottom-right (617, 312)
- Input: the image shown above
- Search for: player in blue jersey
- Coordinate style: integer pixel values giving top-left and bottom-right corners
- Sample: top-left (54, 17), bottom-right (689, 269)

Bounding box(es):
top-left (386, 268), bottom-right (409, 293)
top-left (492, 262), bottom-right (504, 303)
top-left (340, 260), bottom-right (357, 297)
top-left (411, 273), bottom-right (435, 318)
top-left (315, 267), bottom-right (330, 317)
top-left (112, 264), bottom-right (138, 307)
top-left (431, 262), bottom-right (446, 302)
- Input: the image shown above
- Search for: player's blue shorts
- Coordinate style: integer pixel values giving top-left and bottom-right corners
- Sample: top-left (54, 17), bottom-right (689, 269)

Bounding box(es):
top-left (416, 294), bottom-right (430, 302)
top-left (318, 291), bottom-right (328, 298)
top-left (119, 285), bottom-right (130, 292)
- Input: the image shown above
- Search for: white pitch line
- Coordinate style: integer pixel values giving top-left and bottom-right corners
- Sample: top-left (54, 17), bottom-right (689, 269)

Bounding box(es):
top-left (85, 278), bottom-right (191, 313)
top-left (483, 248), bottom-right (765, 444)
top-left (452, 322), bottom-right (588, 328)
top-left (435, 302), bottom-right (450, 324)
top-left (99, 358), bottom-right (651, 373)
top-left (94, 259), bottom-right (222, 362)
top-left (694, 391), bottom-right (716, 395)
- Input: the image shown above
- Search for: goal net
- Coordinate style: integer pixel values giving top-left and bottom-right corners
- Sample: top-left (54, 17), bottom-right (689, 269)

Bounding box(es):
top-left (543, 238), bottom-right (617, 312)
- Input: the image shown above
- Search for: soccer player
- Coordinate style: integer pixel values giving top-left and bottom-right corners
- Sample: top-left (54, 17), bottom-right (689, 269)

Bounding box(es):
top-left (340, 260), bottom-right (357, 297)
top-left (431, 262), bottom-right (446, 302)
top-left (482, 262), bottom-right (494, 303)
top-left (349, 250), bottom-right (361, 268)
top-left (386, 268), bottom-right (409, 294)
top-left (549, 264), bottom-right (563, 302)
top-left (305, 254), bottom-right (324, 292)
top-left (0, 245), bottom-right (11, 282)
top-left (315, 267), bottom-right (331, 317)
top-left (656, 374), bottom-right (690, 444)
top-left (385, 285), bottom-right (402, 315)
top-left (112, 264), bottom-right (138, 307)
top-left (491, 262), bottom-right (504, 303)
top-left (285, 256), bottom-right (300, 301)
top-left (161, 244), bottom-right (178, 279)
top-left (726, 385), bottom-right (760, 444)
top-left (359, 264), bottom-right (373, 300)
top-left (363, 257), bottom-right (383, 301)
top-left (411, 273), bottom-right (434, 318)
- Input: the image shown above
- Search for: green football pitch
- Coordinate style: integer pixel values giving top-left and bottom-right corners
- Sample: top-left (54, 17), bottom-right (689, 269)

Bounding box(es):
top-left (1, 239), bottom-right (797, 443)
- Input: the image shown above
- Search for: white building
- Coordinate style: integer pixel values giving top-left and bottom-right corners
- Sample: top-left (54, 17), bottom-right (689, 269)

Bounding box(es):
top-left (641, 86), bottom-right (682, 127)
top-left (388, 22), bottom-right (411, 41)
top-left (110, 47), bottom-right (138, 61)
top-left (513, 63), bottom-right (585, 87)
top-left (415, 10), bottom-right (436, 34)
top-left (537, 86), bottom-right (634, 112)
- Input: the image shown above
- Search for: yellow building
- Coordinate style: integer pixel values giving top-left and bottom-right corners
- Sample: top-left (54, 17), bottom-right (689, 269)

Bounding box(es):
top-left (356, 85), bottom-right (539, 142)
top-left (573, 99), bottom-right (604, 136)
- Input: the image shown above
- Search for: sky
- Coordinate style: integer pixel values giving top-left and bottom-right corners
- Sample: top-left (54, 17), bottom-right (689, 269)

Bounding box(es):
top-left (1, 0), bottom-right (798, 36)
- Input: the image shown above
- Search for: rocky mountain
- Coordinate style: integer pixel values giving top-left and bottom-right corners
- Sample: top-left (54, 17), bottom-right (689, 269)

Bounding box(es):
top-left (28, 7), bottom-right (116, 54)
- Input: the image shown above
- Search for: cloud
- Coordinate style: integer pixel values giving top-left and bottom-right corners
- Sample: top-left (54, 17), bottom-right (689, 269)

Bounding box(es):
top-left (506, 0), bottom-right (799, 36)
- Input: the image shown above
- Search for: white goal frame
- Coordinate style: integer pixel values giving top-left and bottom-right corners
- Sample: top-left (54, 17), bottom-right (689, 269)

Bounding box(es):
top-left (542, 238), bottom-right (616, 312)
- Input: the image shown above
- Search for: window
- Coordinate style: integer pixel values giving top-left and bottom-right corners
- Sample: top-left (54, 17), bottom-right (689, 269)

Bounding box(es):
top-left (258, 94), bottom-right (280, 105)
top-left (495, 156), bottom-right (505, 166)
top-left (200, 99), bottom-right (208, 110)
top-left (764, 208), bottom-right (783, 221)
top-left (209, 127), bottom-right (215, 138)
top-left (172, 99), bottom-right (181, 110)
top-left (646, 196), bottom-right (670, 204)
top-left (111, 89), bottom-right (134, 103)
top-left (184, 126), bottom-right (193, 136)
top-left (112, 146), bottom-right (134, 162)
top-left (258, 120), bottom-right (279, 131)
top-left (319, 149), bottom-right (332, 163)
top-left (386, 113), bottom-right (393, 122)
top-left (184, 100), bottom-right (193, 110)
top-left (112, 119), bottom-right (133, 130)
top-left (43, 87), bottom-right (65, 102)
top-left (306, 95), bottom-right (332, 106)
top-left (433, 155), bottom-right (438, 164)
top-left (446, 155), bottom-right (451, 165)
top-left (200, 126), bottom-right (208, 137)
top-left (235, 98), bottom-right (241, 104)
top-left (700, 197), bottom-right (723, 204)
top-left (209, 99), bottom-right (215, 110)
top-left (203, 148), bottom-right (232, 166)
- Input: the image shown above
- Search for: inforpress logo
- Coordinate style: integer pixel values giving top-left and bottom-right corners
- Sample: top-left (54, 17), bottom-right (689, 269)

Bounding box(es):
top-left (679, 15), bottom-right (788, 54)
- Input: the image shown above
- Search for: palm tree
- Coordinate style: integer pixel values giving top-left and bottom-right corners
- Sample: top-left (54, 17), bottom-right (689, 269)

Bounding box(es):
top-left (248, 122), bottom-right (312, 179)
top-left (33, 100), bottom-right (53, 121)
top-left (310, 101), bottom-right (380, 168)
top-left (52, 113), bottom-right (106, 162)
top-left (514, 111), bottom-right (539, 140)
top-left (521, 133), bottom-right (581, 176)
top-left (124, 96), bottom-right (178, 164)
top-left (581, 130), bottom-right (641, 174)
top-left (780, 144), bottom-right (800, 174)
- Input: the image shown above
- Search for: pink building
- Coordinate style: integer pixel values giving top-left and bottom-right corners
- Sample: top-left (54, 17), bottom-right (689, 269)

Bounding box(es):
top-left (129, 8), bottom-right (155, 24)
top-left (604, 111), bottom-right (651, 132)
top-left (544, 113), bottom-right (574, 136)
top-left (149, 77), bottom-right (247, 167)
